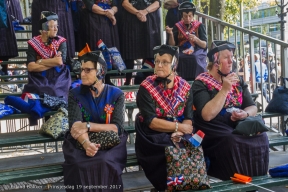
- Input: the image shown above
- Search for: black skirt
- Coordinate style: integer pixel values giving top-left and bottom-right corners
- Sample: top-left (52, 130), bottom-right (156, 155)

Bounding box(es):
top-left (31, 0), bottom-right (75, 61)
top-left (62, 131), bottom-right (128, 192)
top-left (120, 10), bottom-right (161, 60)
top-left (176, 48), bottom-right (208, 81)
top-left (78, 8), bottom-right (120, 52)
top-left (194, 112), bottom-right (269, 181)
top-left (6, 0), bottom-right (23, 22)
top-left (0, 1), bottom-right (18, 60)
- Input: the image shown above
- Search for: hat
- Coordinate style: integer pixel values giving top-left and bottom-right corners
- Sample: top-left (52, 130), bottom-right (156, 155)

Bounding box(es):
top-left (153, 44), bottom-right (179, 72)
top-left (207, 41), bottom-right (236, 62)
top-left (78, 45), bottom-right (107, 79)
top-left (39, 11), bottom-right (58, 30)
top-left (178, 2), bottom-right (196, 14)
top-left (153, 44), bottom-right (179, 60)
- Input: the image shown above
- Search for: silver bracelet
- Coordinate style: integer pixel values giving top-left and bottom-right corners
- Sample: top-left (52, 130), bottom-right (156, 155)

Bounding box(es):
top-left (175, 122), bottom-right (178, 132)
top-left (81, 139), bottom-right (87, 145)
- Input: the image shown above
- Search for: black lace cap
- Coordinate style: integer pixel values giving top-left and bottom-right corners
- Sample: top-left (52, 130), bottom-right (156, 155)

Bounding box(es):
top-left (207, 41), bottom-right (236, 62)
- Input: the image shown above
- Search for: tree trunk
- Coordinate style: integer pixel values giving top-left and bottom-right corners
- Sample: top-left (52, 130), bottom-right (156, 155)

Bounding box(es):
top-left (208, 0), bottom-right (225, 46)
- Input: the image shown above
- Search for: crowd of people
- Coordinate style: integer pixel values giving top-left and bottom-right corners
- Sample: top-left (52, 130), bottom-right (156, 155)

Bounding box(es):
top-left (0, 0), bottom-right (272, 191)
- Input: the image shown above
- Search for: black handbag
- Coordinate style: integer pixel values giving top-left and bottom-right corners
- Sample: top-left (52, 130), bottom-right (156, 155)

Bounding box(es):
top-left (76, 131), bottom-right (121, 150)
top-left (233, 115), bottom-right (269, 136)
top-left (265, 77), bottom-right (288, 114)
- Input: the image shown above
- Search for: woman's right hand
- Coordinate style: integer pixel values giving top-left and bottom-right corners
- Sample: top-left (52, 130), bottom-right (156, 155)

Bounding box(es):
top-left (165, 26), bottom-right (173, 35)
top-left (179, 123), bottom-right (193, 134)
top-left (83, 141), bottom-right (101, 157)
top-left (221, 73), bottom-right (239, 92)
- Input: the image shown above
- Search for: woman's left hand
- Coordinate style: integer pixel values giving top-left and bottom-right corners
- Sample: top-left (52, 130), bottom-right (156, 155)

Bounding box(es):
top-left (71, 121), bottom-right (88, 139)
top-left (230, 110), bottom-right (248, 121)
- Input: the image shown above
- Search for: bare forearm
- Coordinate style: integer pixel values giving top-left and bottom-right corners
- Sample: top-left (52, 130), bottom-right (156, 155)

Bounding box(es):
top-left (90, 122), bottom-right (118, 133)
top-left (168, 34), bottom-right (176, 46)
top-left (122, 0), bottom-right (139, 15)
top-left (243, 105), bottom-right (257, 116)
top-left (146, 1), bottom-right (160, 13)
top-left (27, 62), bottom-right (52, 72)
top-left (201, 90), bottom-right (229, 121)
top-left (149, 118), bottom-right (191, 133)
top-left (195, 39), bottom-right (207, 49)
top-left (91, 4), bottom-right (106, 15)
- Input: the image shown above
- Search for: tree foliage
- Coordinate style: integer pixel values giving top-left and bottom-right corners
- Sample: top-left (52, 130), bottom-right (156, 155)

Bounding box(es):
top-left (224, 0), bottom-right (261, 24)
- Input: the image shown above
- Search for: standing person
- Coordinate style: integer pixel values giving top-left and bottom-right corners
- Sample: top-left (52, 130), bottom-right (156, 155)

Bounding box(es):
top-left (121, 0), bottom-right (161, 85)
top-left (254, 53), bottom-right (269, 103)
top-left (6, 0), bottom-right (23, 22)
top-left (165, 2), bottom-right (207, 81)
top-left (31, 0), bottom-right (75, 66)
top-left (63, 50), bottom-right (127, 192)
top-left (22, 11), bottom-right (71, 101)
top-left (267, 53), bottom-right (276, 91)
top-left (192, 41), bottom-right (269, 181)
top-left (78, 0), bottom-right (119, 86)
top-left (0, 0), bottom-right (18, 75)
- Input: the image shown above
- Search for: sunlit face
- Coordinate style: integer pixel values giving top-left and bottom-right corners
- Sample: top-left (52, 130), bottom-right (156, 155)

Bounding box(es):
top-left (46, 20), bottom-right (58, 38)
top-left (218, 50), bottom-right (233, 74)
top-left (81, 61), bottom-right (97, 86)
top-left (182, 12), bottom-right (194, 24)
top-left (154, 54), bottom-right (173, 78)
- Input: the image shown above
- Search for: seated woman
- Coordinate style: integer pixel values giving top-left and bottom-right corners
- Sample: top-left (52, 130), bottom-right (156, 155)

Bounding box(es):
top-left (165, 1), bottom-right (207, 81)
top-left (135, 45), bottom-right (194, 190)
top-left (192, 41), bottom-right (269, 180)
top-left (23, 11), bottom-right (71, 101)
top-left (62, 49), bottom-right (127, 191)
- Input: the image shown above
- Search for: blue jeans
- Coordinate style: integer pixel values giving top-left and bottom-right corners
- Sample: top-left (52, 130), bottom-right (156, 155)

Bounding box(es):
top-left (257, 83), bottom-right (270, 103)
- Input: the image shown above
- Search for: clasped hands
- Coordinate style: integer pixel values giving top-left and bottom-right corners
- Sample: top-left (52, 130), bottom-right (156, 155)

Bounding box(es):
top-left (136, 10), bottom-right (148, 22)
top-left (104, 9), bottom-right (116, 25)
top-left (71, 121), bottom-right (100, 157)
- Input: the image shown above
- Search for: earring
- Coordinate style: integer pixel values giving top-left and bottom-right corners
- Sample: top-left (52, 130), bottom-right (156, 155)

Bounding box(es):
top-left (154, 68), bottom-right (157, 75)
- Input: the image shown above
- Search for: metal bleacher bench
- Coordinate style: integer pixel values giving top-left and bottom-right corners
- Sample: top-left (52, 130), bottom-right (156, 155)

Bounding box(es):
top-left (0, 70), bottom-right (288, 190)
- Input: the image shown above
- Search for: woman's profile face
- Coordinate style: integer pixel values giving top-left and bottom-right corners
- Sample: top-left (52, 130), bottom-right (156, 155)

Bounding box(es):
top-left (218, 49), bottom-right (233, 74)
top-left (182, 12), bottom-right (194, 24)
top-left (81, 61), bottom-right (97, 86)
top-left (46, 20), bottom-right (58, 38)
top-left (155, 54), bottom-right (173, 78)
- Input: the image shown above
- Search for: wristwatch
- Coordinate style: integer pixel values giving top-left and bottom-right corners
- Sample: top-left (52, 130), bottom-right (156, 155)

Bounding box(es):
top-left (86, 122), bottom-right (90, 132)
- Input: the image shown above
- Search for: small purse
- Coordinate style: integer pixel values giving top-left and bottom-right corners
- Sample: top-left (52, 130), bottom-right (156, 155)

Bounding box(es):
top-left (76, 131), bottom-right (121, 150)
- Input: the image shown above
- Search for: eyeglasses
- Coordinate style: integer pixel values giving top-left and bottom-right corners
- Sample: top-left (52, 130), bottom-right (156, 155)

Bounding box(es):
top-left (81, 68), bottom-right (96, 73)
top-left (154, 60), bottom-right (172, 66)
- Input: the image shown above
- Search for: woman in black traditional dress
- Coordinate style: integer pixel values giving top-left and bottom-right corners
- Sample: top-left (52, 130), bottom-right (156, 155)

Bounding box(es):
top-left (121, 0), bottom-right (161, 85)
top-left (23, 11), bottom-right (71, 101)
top-left (31, 0), bottom-right (75, 64)
top-left (0, 0), bottom-right (18, 75)
top-left (192, 41), bottom-right (269, 180)
top-left (166, 2), bottom-right (207, 81)
top-left (78, 0), bottom-right (119, 85)
top-left (62, 49), bottom-right (127, 192)
top-left (135, 45), bottom-right (196, 191)
top-left (6, 0), bottom-right (23, 22)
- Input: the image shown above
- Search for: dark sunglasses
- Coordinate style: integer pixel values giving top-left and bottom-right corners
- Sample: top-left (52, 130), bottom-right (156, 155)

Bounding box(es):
top-left (81, 68), bottom-right (96, 73)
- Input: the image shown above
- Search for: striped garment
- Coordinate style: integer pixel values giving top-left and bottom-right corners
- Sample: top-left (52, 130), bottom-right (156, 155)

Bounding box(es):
top-left (141, 75), bottom-right (191, 116)
top-left (27, 35), bottom-right (66, 59)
